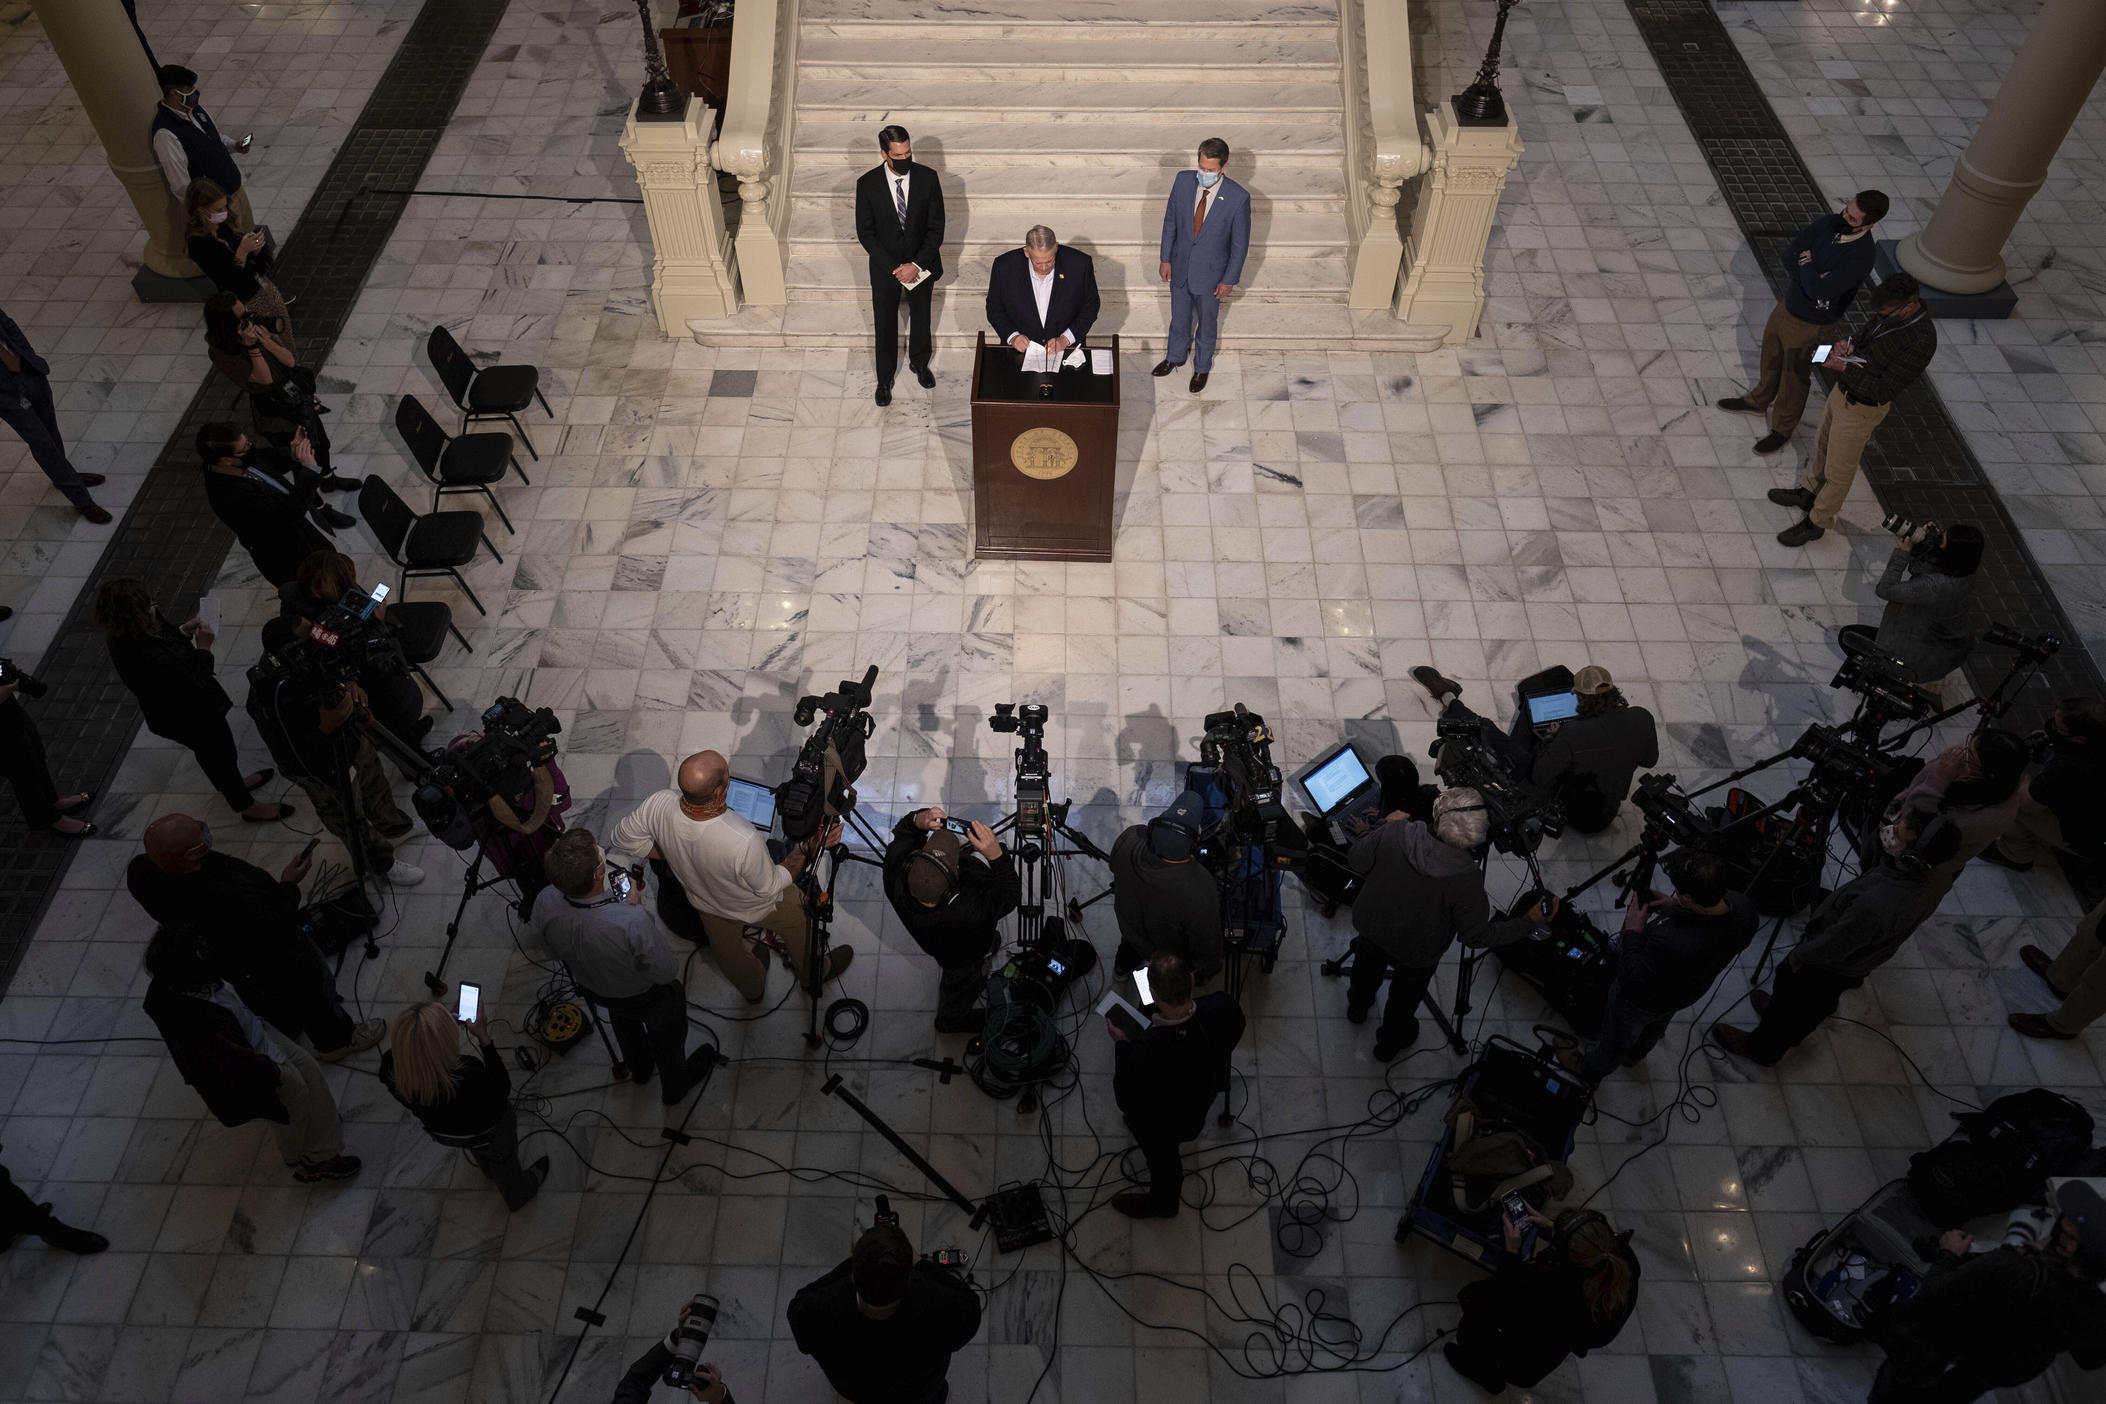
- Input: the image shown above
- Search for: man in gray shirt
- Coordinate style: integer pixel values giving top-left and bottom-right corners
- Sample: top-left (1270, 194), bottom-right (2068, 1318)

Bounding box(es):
top-left (531, 828), bottom-right (711, 1107)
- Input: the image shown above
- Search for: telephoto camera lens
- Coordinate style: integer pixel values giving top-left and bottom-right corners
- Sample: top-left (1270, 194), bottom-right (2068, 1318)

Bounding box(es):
top-left (661, 1292), bottom-right (720, 1388)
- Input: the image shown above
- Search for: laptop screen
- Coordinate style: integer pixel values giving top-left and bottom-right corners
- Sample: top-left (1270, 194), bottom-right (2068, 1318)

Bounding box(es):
top-left (1300, 744), bottom-right (1374, 816)
top-left (725, 776), bottom-right (775, 830)
top-left (1526, 691), bottom-right (1581, 726)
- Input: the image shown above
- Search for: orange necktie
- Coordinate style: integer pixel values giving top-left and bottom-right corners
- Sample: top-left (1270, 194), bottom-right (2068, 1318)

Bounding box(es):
top-left (1193, 187), bottom-right (1207, 237)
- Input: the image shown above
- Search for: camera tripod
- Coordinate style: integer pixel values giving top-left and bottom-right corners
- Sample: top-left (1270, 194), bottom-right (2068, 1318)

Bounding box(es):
top-left (422, 845), bottom-right (521, 996)
top-left (791, 802), bottom-right (888, 1051)
top-left (988, 796), bottom-right (1113, 947)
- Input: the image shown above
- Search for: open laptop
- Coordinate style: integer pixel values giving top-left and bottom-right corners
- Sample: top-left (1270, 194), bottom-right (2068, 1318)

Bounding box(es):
top-left (725, 776), bottom-right (776, 831)
top-left (1292, 742), bottom-right (1378, 820)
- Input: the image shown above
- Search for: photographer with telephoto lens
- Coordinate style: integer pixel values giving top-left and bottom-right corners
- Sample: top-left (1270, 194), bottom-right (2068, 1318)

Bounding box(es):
top-left (882, 806), bottom-right (1018, 1034)
top-left (1343, 788), bottom-right (1555, 1062)
top-left (1109, 789), bottom-right (1224, 986)
top-left (611, 1294), bottom-right (736, 1402)
top-left (787, 1218), bottom-right (982, 1404)
top-left (1838, 520), bottom-right (1982, 694)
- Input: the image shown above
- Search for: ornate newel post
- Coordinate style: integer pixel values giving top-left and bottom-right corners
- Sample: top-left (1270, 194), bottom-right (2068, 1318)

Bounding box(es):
top-left (1394, 0), bottom-right (1525, 344)
top-left (621, 95), bottom-right (740, 333)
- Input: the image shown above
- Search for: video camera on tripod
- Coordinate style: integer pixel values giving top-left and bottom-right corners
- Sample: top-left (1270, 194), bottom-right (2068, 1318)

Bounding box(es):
top-left (1430, 712), bottom-right (1564, 857)
top-left (1195, 704), bottom-right (1305, 868)
top-left (412, 697), bottom-right (562, 850)
top-left (777, 665), bottom-right (880, 841)
top-left (253, 583), bottom-right (407, 706)
top-left (989, 701), bottom-right (1052, 844)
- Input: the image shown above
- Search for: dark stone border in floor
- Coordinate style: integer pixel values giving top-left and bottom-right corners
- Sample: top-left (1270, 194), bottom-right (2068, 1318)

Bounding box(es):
top-left (1627, 0), bottom-right (2103, 725)
top-left (0, 0), bottom-right (512, 993)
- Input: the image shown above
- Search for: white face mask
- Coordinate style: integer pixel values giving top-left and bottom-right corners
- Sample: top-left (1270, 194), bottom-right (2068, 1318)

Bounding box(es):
top-left (207, 210), bottom-right (229, 225)
top-left (1195, 169), bottom-right (1221, 189)
top-left (1879, 822), bottom-right (1903, 857)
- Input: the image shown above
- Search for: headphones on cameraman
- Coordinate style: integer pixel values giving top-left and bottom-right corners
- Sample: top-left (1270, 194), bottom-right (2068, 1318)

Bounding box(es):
top-left (1145, 811), bottom-right (1199, 859)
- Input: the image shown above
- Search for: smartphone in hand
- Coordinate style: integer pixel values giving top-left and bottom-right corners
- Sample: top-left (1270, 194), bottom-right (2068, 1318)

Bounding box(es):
top-left (457, 982), bottom-right (481, 1023)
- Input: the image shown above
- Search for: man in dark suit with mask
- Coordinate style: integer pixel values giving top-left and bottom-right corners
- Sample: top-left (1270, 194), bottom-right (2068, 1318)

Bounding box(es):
top-left (986, 226), bottom-right (1100, 361)
top-left (854, 125), bottom-right (945, 408)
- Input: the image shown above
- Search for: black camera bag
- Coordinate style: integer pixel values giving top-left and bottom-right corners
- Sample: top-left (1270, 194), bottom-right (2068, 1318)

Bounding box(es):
top-left (1906, 1088), bottom-right (2094, 1223)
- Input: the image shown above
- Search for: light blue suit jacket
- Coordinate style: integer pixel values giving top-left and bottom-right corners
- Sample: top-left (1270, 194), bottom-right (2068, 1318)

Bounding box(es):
top-left (1159, 170), bottom-right (1250, 294)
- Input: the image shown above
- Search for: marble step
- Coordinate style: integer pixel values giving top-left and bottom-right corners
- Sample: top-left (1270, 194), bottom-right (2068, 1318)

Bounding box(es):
top-left (689, 295), bottom-right (1441, 353)
top-left (802, 0), bottom-right (1342, 24)
top-left (786, 159), bottom-right (1349, 201)
top-left (796, 76), bottom-right (1343, 113)
top-left (785, 200), bottom-right (1347, 249)
top-left (791, 117), bottom-right (1344, 157)
top-left (799, 24), bottom-right (1339, 69)
top-left (782, 247), bottom-right (1353, 297)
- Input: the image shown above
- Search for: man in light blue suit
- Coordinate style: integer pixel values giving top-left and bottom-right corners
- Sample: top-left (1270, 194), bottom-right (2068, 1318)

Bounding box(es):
top-left (1154, 137), bottom-right (1250, 395)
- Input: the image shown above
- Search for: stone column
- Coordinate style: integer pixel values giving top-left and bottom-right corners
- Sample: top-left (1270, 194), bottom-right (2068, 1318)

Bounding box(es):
top-left (29, 0), bottom-right (199, 285)
top-left (1393, 104), bottom-right (1523, 345)
top-left (621, 97), bottom-right (741, 335)
top-left (1894, 0), bottom-right (2106, 299)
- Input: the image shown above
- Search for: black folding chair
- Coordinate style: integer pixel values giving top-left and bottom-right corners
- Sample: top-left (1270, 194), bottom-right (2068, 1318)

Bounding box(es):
top-left (358, 475), bottom-right (503, 617)
top-left (426, 323), bottom-right (553, 460)
top-left (395, 394), bottom-right (526, 533)
top-left (387, 599), bottom-right (469, 711)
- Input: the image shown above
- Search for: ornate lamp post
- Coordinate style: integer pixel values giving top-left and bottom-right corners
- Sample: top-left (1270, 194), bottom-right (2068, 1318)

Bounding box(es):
top-left (1454, 0), bottom-right (1521, 126)
top-left (633, 0), bottom-right (687, 121)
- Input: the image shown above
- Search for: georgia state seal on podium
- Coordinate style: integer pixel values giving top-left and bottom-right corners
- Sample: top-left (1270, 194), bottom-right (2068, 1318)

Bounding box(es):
top-left (1010, 427), bottom-right (1079, 481)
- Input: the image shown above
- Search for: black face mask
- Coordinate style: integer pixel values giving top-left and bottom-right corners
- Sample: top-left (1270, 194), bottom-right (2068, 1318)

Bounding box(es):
top-left (889, 157), bottom-right (912, 175)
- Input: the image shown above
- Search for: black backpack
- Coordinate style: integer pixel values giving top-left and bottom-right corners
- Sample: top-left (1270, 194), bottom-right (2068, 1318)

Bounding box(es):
top-left (1906, 1089), bottom-right (2094, 1224)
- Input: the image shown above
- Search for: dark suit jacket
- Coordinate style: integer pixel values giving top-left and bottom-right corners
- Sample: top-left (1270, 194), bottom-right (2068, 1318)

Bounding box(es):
top-left (142, 979), bottom-right (287, 1128)
top-left (0, 309), bottom-right (53, 402)
top-left (201, 450), bottom-right (329, 585)
top-left (986, 245), bottom-right (1100, 348)
top-left (107, 614), bottom-right (234, 738)
top-left (854, 162), bottom-right (945, 283)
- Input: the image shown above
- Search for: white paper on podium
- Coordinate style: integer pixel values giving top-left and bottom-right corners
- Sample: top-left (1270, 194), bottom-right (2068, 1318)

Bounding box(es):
top-left (1064, 346), bottom-right (1086, 369)
top-left (1021, 343), bottom-right (1052, 372)
top-left (1089, 348), bottom-right (1112, 376)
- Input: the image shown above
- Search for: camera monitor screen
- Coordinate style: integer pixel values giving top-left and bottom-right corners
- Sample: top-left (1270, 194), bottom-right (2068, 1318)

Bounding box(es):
top-left (1525, 691), bottom-right (1581, 727)
top-left (725, 776), bottom-right (775, 830)
top-left (1295, 743), bottom-right (1375, 818)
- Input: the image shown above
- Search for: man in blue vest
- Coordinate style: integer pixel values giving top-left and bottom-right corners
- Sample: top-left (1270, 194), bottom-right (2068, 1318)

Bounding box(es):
top-left (151, 64), bottom-right (254, 228)
top-left (1154, 137), bottom-right (1251, 396)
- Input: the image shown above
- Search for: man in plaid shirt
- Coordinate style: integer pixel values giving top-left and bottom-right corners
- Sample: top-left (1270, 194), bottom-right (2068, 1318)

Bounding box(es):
top-left (1772, 273), bottom-right (1937, 547)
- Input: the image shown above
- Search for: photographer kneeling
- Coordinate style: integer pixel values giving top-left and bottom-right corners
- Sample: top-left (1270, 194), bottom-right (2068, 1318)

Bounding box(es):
top-left (1443, 1207), bottom-right (1640, 1394)
top-left (1558, 851), bottom-right (1757, 1084)
top-left (787, 1218), bottom-right (983, 1404)
top-left (1838, 521), bottom-right (1983, 694)
top-left (1344, 788), bottom-right (1554, 1062)
top-left (532, 829), bottom-right (713, 1107)
top-left (882, 807), bottom-right (1018, 1034)
top-left (247, 666), bottom-right (422, 887)
top-left (1411, 664), bottom-right (1657, 833)
top-left (1109, 789), bottom-right (1223, 986)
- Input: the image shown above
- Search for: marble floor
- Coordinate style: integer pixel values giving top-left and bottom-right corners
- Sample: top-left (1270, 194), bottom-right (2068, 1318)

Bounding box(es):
top-left (0, 0), bottom-right (2103, 1401)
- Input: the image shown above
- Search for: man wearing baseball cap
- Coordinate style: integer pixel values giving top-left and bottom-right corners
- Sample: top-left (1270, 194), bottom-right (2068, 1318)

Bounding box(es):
top-left (1411, 663), bottom-right (1659, 833)
top-left (882, 806), bottom-right (1019, 1033)
top-left (1871, 1180), bottom-right (2106, 1401)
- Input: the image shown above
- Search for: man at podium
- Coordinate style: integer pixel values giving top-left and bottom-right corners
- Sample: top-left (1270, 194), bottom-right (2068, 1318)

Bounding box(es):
top-left (986, 226), bottom-right (1100, 360)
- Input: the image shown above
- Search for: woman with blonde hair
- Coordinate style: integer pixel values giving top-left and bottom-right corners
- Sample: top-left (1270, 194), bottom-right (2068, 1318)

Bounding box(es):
top-left (1444, 1206), bottom-right (1640, 1392)
top-left (379, 998), bottom-right (548, 1209)
top-left (184, 177), bottom-right (293, 342)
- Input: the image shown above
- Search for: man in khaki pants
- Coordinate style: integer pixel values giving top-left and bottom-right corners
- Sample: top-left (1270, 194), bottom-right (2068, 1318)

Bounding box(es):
top-left (610, 750), bottom-right (855, 1003)
top-left (1773, 274), bottom-right (1937, 547)
top-left (1719, 191), bottom-right (1887, 454)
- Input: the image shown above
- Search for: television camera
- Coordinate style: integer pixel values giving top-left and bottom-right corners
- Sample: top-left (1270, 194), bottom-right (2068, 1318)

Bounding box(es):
top-left (411, 696), bottom-right (562, 850)
top-left (777, 665), bottom-right (879, 841)
top-left (1429, 710), bottom-right (1564, 858)
top-left (989, 701), bottom-right (1051, 844)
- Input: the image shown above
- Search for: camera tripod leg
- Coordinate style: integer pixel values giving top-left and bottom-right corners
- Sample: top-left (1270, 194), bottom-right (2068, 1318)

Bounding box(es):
top-left (572, 987), bottom-right (628, 1080)
top-left (424, 849), bottom-right (489, 995)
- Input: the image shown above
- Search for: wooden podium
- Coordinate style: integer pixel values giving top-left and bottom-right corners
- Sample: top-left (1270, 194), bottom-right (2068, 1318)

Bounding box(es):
top-left (970, 332), bottom-right (1120, 561)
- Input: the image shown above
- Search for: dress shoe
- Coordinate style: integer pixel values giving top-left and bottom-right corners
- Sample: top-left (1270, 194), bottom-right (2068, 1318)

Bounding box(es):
top-left (1112, 1192), bottom-right (1178, 1219)
top-left (875, 381), bottom-right (892, 407)
top-left (35, 1211), bottom-right (108, 1256)
top-left (242, 802), bottom-right (296, 823)
top-left (2021, 944), bottom-right (2071, 999)
top-left (244, 768), bottom-right (276, 790)
top-left (2009, 1011), bottom-right (2076, 1041)
top-left (1409, 665), bottom-right (1462, 704)
top-left (0, 606), bottom-right (11, 623)
top-left (75, 473), bottom-right (106, 488)
top-left (1151, 359), bottom-right (1184, 378)
top-left (320, 473), bottom-right (361, 492)
top-left (1345, 1002), bottom-right (1369, 1026)
top-left (914, 364), bottom-right (935, 389)
top-left (1709, 1022), bottom-right (1775, 1065)
top-left (77, 501), bottom-right (112, 525)
top-left (55, 792), bottom-right (93, 814)
top-left (1777, 518), bottom-right (1824, 547)
top-left (50, 819), bottom-right (97, 839)
top-left (1716, 397), bottom-right (1762, 415)
top-left (1189, 371), bottom-right (1209, 394)
top-left (1371, 1027), bottom-right (1417, 1063)
top-left (319, 1016), bottom-right (386, 1063)
top-left (1977, 843), bottom-right (2034, 873)
top-left (316, 505), bottom-right (358, 531)
top-left (1749, 988), bottom-right (1770, 1018)
top-left (1753, 432), bottom-right (1790, 454)
top-left (1767, 486), bottom-right (1815, 510)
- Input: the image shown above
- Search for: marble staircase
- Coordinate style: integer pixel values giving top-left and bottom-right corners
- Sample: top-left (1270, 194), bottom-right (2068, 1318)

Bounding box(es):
top-left (692, 0), bottom-right (1434, 351)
